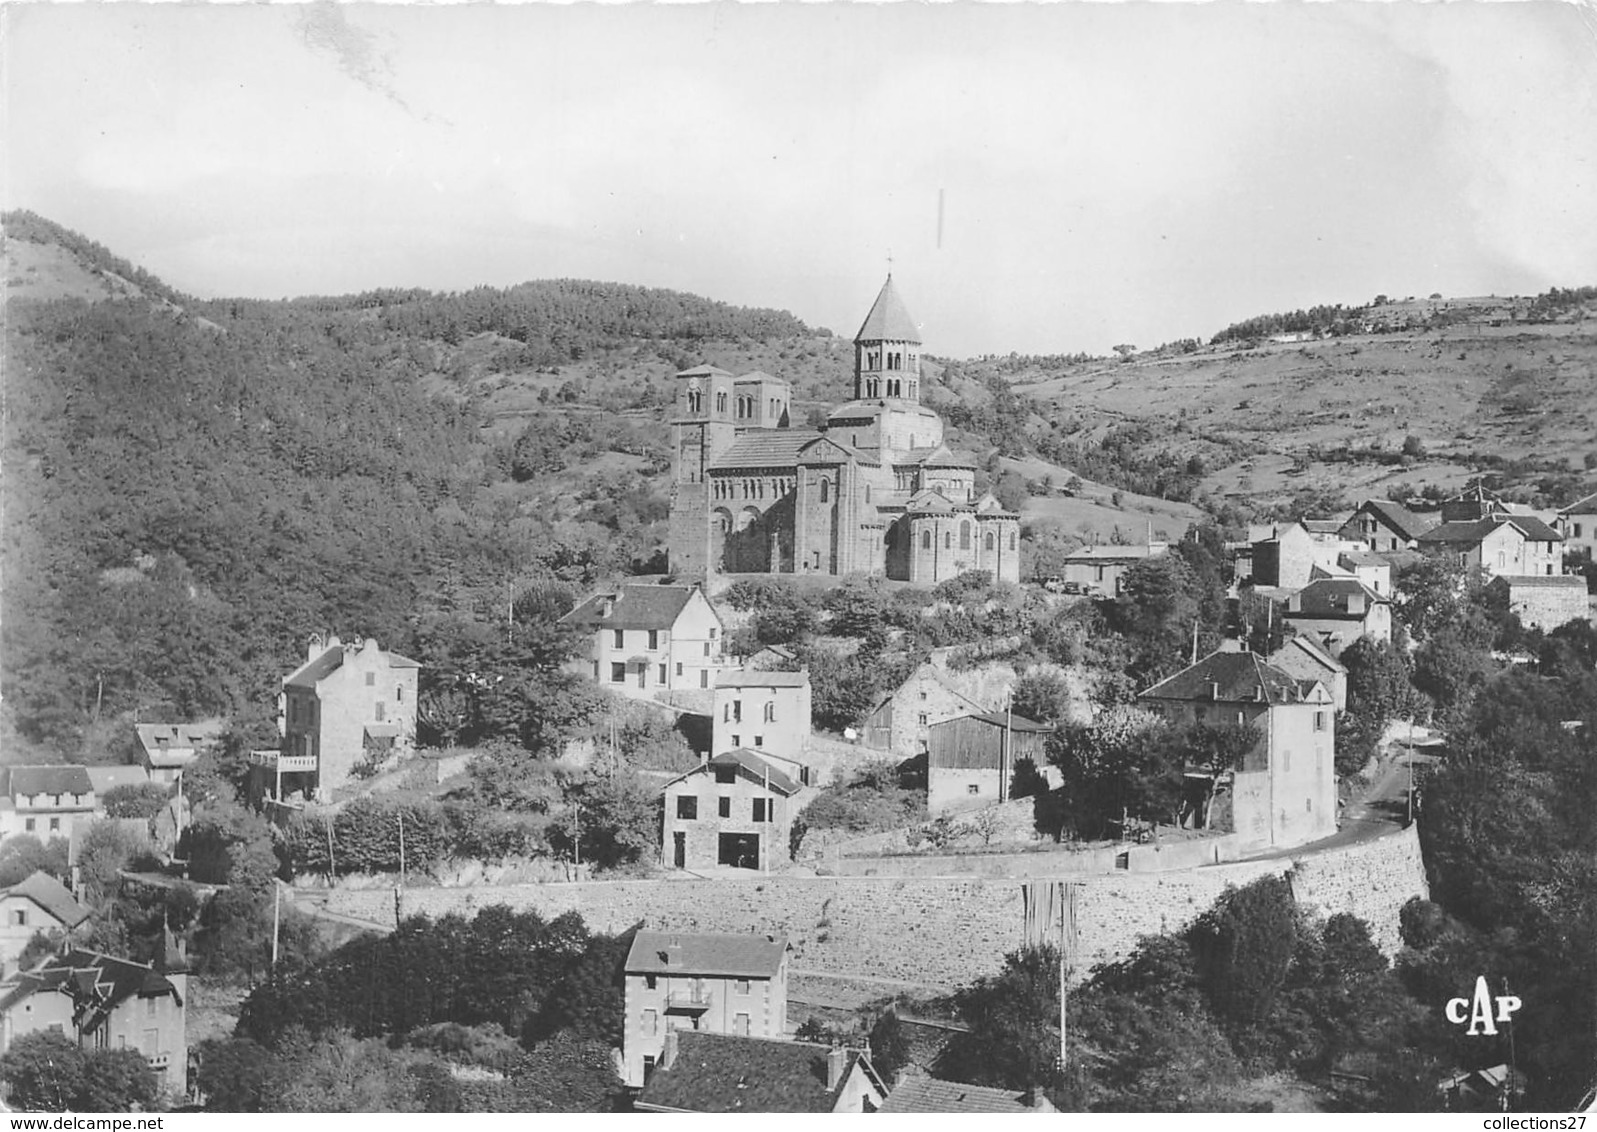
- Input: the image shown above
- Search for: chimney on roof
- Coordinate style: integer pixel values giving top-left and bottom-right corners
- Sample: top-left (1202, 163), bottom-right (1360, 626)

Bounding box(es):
top-left (307, 633), bottom-right (325, 662)
top-left (362, 637), bottom-right (379, 653)
top-left (826, 1047), bottom-right (848, 1090)
top-left (1208, 680), bottom-right (1221, 700)
top-left (328, 634), bottom-right (343, 653)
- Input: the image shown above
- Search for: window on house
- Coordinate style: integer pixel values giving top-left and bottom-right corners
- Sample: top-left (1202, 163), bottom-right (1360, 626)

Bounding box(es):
top-left (1314, 711), bottom-right (1328, 732)
top-left (701, 670), bottom-right (709, 688)
top-left (610, 663), bottom-right (626, 683)
top-left (12, 910), bottom-right (25, 927)
top-left (374, 701), bottom-right (385, 722)
top-left (644, 1009), bottom-right (659, 1036)
top-left (732, 701), bottom-right (743, 723)
top-left (48, 818), bottom-right (59, 833)
top-left (23, 819), bottom-right (34, 834)
top-left (753, 799), bottom-right (769, 822)
top-left (718, 797), bottom-right (731, 818)
top-left (715, 766), bottom-right (736, 785)
top-left (967, 784), bottom-right (980, 795)
top-left (658, 664), bottom-right (667, 685)
top-left (731, 735), bottom-right (741, 748)
top-left (676, 796), bottom-right (698, 820)
top-left (1306, 798), bottom-right (1313, 813)
top-left (763, 703), bottom-right (776, 722)
top-left (734, 1013), bottom-right (751, 1036)
top-left (647, 630), bottom-right (659, 650)
top-left (396, 686), bottom-right (404, 703)
top-left (646, 974), bottom-right (658, 990)
top-left (918, 714), bottom-right (929, 726)
top-left (754, 736), bottom-right (764, 747)
top-left (736, 979), bottom-right (751, 995)
top-left (613, 629), bottom-right (625, 649)
top-left (676, 662), bottom-right (684, 677)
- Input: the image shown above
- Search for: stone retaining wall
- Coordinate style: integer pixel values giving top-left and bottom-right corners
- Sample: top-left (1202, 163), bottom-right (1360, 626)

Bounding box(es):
top-left (316, 825), bottom-right (1427, 988)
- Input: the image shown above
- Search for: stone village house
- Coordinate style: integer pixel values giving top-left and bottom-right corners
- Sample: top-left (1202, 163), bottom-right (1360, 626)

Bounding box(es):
top-left (561, 583), bottom-right (731, 701)
top-left (1139, 643), bottom-right (1336, 852)
top-left (621, 929), bottom-right (789, 1089)
top-left (661, 750), bottom-right (801, 872)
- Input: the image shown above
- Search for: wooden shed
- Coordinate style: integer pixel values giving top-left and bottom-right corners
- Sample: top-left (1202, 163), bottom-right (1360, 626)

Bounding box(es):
top-left (926, 711), bottom-right (1052, 814)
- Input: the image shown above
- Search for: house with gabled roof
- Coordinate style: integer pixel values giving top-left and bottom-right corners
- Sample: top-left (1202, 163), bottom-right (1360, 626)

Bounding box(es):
top-left (0, 938), bottom-right (188, 1096)
top-left (1417, 515), bottom-right (1563, 579)
top-left (1338, 499), bottom-right (1437, 553)
top-left (1282, 576), bottom-right (1393, 656)
top-left (860, 660), bottom-right (990, 758)
top-left (1269, 634), bottom-right (1348, 712)
top-left (879, 1070), bottom-right (1057, 1113)
top-left (635, 1031), bottom-right (884, 1113)
top-left (0, 767), bottom-right (96, 841)
top-left (134, 723), bottom-right (214, 784)
top-left (0, 872), bottom-right (89, 974)
top-left (622, 929), bottom-right (790, 1089)
top-left (1555, 488), bottom-right (1597, 559)
top-left (662, 750), bottom-right (803, 873)
top-left (254, 634), bottom-right (420, 804)
top-left (1058, 541), bottom-right (1167, 597)
top-left (561, 583), bottom-right (730, 702)
top-left (1139, 643), bottom-right (1336, 850)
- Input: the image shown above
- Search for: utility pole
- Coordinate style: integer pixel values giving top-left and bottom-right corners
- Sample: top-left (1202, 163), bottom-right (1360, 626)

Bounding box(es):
top-left (398, 810), bottom-right (406, 886)
top-left (1002, 687), bottom-right (1014, 803)
top-left (271, 880), bottom-right (281, 971)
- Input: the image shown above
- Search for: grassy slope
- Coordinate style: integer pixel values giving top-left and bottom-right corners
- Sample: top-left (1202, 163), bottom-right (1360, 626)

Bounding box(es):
top-left (1008, 319), bottom-right (1597, 508)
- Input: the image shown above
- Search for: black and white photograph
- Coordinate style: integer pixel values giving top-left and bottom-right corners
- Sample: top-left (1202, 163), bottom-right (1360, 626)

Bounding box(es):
top-left (1, 0), bottom-right (1594, 1116)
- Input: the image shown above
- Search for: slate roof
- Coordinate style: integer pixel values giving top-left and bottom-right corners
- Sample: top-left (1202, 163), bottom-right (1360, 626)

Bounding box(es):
top-left (708, 430), bottom-right (823, 471)
top-left (1286, 577), bottom-right (1387, 619)
top-left (2, 871), bottom-right (90, 929)
top-left (86, 765), bottom-right (151, 794)
top-left (637, 1032), bottom-right (870, 1113)
top-left (855, 275), bottom-right (921, 343)
top-left (283, 642), bottom-right (421, 690)
top-left (0, 950), bottom-right (181, 1029)
top-left (1352, 499), bottom-right (1436, 541)
top-left (935, 710), bottom-right (1053, 733)
top-left (1271, 634), bottom-right (1347, 675)
top-left (135, 723), bottom-right (205, 768)
top-left (1418, 516), bottom-right (1562, 546)
top-left (1139, 649), bottom-right (1317, 706)
top-left (1064, 544), bottom-right (1163, 563)
top-left (676, 365), bottom-right (733, 379)
top-left (707, 749), bottom-right (801, 795)
top-left (5, 766), bottom-right (95, 799)
top-left (879, 1074), bottom-right (1055, 1113)
top-left (625, 930), bottom-right (787, 979)
top-left (1490, 574), bottom-right (1588, 589)
top-left (561, 585), bottom-right (709, 632)
top-left (1559, 490), bottom-right (1597, 515)
top-left (715, 670), bottom-right (809, 688)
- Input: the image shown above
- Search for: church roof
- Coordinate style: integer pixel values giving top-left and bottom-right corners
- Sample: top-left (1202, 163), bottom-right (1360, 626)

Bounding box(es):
top-left (905, 489), bottom-right (960, 513)
top-left (676, 364), bottom-right (733, 379)
top-left (897, 445), bottom-right (978, 469)
top-left (796, 435), bottom-right (880, 467)
top-left (855, 276), bottom-right (921, 344)
top-left (709, 431), bottom-right (823, 470)
top-left (733, 370), bottom-right (788, 387)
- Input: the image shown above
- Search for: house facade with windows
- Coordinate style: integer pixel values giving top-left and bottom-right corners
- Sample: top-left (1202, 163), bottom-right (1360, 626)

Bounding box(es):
top-left (712, 670), bottom-right (811, 765)
top-left (1555, 489), bottom-right (1597, 559)
top-left (1337, 500), bottom-right (1436, 553)
top-left (636, 1031), bottom-right (884, 1113)
top-left (1139, 644), bottom-right (1336, 851)
top-left (1416, 515), bottom-right (1564, 579)
top-left (561, 584), bottom-right (729, 701)
top-left (259, 634), bottom-right (420, 803)
top-left (661, 750), bottom-right (801, 872)
top-left (1281, 577), bottom-right (1393, 656)
top-left (0, 940), bottom-right (188, 1098)
top-left (134, 723), bottom-right (212, 785)
top-left (666, 276), bottom-right (1020, 585)
top-left (926, 711), bottom-right (1053, 814)
top-left (0, 767), bottom-right (97, 842)
top-left (860, 661), bottom-right (989, 757)
top-left (1486, 574), bottom-right (1590, 631)
top-left (0, 872), bottom-right (89, 975)
top-left (1057, 542), bottom-right (1166, 596)
top-left (621, 929), bottom-right (788, 1089)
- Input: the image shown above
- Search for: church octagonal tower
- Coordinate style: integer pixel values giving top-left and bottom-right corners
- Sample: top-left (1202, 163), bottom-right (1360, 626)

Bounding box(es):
top-left (824, 275), bottom-right (944, 460)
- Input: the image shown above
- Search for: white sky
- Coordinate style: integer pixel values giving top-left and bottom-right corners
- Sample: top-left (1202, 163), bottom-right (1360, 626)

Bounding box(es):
top-left (4, 2), bottom-right (1595, 357)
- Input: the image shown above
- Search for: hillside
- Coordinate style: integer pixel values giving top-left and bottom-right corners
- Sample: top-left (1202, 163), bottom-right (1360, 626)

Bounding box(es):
top-left (984, 309), bottom-right (1597, 514)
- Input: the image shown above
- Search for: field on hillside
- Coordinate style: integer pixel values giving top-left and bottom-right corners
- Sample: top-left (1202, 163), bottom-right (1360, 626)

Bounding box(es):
top-left (1004, 319), bottom-right (1597, 509)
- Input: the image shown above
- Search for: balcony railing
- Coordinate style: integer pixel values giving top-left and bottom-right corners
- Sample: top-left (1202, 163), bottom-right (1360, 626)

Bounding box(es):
top-left (249, 751), bottom-right (317, 773)
top-left (666, 989), bottom-right (711, 1012)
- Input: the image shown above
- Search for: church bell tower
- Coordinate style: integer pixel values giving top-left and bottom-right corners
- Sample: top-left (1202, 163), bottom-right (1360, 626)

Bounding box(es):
top-left (853, 275), bottom-right (923, 403)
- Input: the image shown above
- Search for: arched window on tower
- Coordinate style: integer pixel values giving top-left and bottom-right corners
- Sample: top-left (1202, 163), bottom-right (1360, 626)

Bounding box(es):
top-left (922, 529), bottom-right (932, 550)
top-left (819, 479), bottom-right (830, 503)
top-left (945, 531), bottom-right (952, 549)
top-left (985, 532), bottom-right (995, 551)
top-left (716, 391), bottom-right (728, 413)
top-left (864, 485), bottom-right (872, 503)
top-left (960, 521), bottom-right (972, 550)
top-left (1010, 530), bottom-right (1018, 551)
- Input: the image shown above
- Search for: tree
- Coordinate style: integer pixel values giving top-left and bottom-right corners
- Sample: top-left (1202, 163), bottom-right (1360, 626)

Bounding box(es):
top-left (868, 1010), bottom-right (912, 1083)
top-left (102, 782), bottom-right (174, 820)
top-left (0, 1031), bottom-right (158, 1113)
top-left (1112, 344), bottom-right (1137, 360)
top-left (937, 945), bottom-right (1062, 1094)
top-left (0, 834), bottom-right (70, 887)
top-left (1186, 875), bottom-right (1297, 1030)
top-left (1010, 669), bottom-right (1074, 726)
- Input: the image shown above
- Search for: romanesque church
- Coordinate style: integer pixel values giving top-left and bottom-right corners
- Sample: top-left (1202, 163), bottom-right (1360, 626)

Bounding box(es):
top-left (667, 277), bottom-right (1021, 585)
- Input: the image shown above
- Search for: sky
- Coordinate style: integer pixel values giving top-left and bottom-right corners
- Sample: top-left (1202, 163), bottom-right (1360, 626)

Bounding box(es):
top-left (3, 2), bottom-right (1596, 358)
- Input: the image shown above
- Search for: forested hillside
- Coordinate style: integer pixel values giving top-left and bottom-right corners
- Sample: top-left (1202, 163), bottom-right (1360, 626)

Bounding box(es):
top-left (0, 213), bottom-right (834, 761)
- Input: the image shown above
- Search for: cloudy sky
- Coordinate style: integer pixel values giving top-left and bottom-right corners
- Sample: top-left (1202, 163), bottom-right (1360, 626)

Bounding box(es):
top-left (4, 3), bottom-right (1595, 356)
